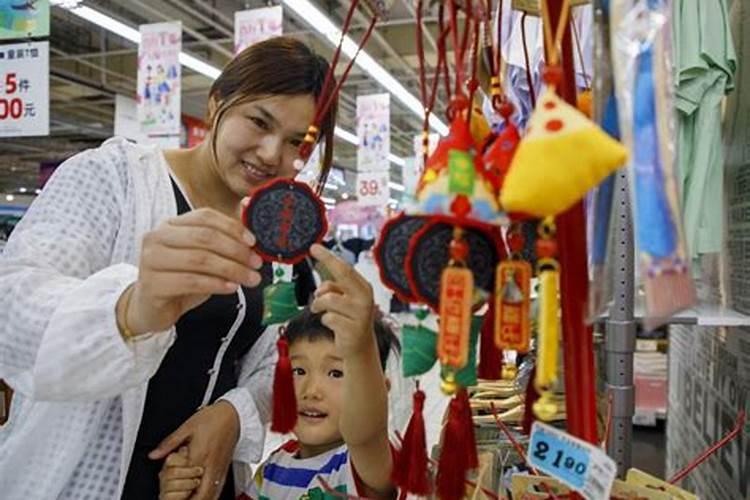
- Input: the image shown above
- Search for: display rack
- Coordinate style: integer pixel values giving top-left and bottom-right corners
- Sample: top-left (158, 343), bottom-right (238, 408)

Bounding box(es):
top-left (605, 170), bottom-right (636, 477)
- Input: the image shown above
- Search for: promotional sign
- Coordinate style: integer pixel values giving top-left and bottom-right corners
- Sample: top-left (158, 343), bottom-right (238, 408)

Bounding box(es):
top-left (0, 0), bottom-right (49, 39)
top-left (137, 22), bottom-right (181, 136)
top-left (356, 93), bottom-right (390, 172)
top-left (529, 422), bottom-right (617, 500)
top-left (0, 41), bottom-right (48, 137)
top-left (234, 6), bottom-right (282, 55)
top-left (355, 170), bottom-right (390, 208)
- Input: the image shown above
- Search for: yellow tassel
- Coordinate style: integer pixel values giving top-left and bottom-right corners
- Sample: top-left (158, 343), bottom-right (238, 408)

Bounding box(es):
top-left (535, 261), bottom-right (560, 388)
top-left (533, 259), bottom-right (560, 421)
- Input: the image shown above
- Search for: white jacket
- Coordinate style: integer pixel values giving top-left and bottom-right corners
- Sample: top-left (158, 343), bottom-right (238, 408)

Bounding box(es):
top-left (0, 138), bottom-right (276, 499)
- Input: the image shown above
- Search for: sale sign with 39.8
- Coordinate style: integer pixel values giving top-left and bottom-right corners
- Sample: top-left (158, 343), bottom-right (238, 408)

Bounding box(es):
top-left (528, 422), bottom-right (617, 500)
top-left (0, 41), bottom-right (49, 137)
top-left (355, 170), bottom-right (390, 208)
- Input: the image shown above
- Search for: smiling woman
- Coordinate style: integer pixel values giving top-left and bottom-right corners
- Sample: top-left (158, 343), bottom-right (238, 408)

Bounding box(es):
top-left (0, 36), bottom-right (336, 500)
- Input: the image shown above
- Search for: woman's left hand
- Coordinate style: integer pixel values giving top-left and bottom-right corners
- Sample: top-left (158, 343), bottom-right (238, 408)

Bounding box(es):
top-left (149, 401), bottom-right (240, 500)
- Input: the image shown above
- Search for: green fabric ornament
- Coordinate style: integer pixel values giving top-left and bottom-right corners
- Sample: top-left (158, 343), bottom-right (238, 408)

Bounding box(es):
top-left (262, 268), bottom-right (301, 326)
top-left (401, 316), bottom-right (482, 387)
top-left (402, 323), bottom-right (439, 377)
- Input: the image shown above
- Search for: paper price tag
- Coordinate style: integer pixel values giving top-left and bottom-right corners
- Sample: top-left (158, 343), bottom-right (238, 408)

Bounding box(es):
top-left (529, 422), bottom-right (616, 500)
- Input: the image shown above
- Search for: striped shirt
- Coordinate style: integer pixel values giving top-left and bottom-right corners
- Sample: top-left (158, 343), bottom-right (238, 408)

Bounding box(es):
top-left (242, 441), bottom-right (361, 499)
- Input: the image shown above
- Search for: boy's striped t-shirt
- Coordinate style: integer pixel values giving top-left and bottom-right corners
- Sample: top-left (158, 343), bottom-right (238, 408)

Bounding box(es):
top-left (242, 441), bottom-right (362, 499)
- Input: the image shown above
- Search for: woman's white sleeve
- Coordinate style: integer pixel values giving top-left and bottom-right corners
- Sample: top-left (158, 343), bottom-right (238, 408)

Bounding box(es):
top-left (0, 145), bottom-right (174, 402)
top-left (218, 324), bottom-right (278, 465)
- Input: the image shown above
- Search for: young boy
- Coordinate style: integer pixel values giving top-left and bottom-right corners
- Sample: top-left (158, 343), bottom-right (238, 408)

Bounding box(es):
top-left (159, 244), bottom-right (398, 499)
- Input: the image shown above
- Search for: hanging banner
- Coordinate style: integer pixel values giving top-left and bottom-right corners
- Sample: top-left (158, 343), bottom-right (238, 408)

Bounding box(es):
top-left (0, 41), bottom-right (48, 137)
top-left (356, 93), bottom-right (390, 172)
top-left (137, 22), bottom-right (181, 136)
top-left (234, 6), bottom-right (283, 55)
top-left (356, 170), bottom-right (390, 208)
top-left (0, 0), bottom-right (49, 40)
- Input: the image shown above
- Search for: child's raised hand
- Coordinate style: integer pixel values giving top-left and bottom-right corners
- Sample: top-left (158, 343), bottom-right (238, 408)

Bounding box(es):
top-left (309, 244), bottom-right (376, 359)
top-left (158, 446), bottom-right (203, 500)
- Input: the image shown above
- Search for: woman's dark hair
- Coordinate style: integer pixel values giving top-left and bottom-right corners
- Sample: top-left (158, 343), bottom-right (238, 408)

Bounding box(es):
top-left (285, 308), bottom-right (401, 371)
top-left (207, 36), bottom-right (337, 187)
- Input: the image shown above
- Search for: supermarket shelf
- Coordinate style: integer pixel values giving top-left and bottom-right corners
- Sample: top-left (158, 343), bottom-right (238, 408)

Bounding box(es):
top-left (597, 303), bottom-right (750, 327)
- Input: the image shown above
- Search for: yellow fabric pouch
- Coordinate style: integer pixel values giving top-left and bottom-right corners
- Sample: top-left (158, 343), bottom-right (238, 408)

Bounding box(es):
top-left (500, 89), bottom-right (628, 217)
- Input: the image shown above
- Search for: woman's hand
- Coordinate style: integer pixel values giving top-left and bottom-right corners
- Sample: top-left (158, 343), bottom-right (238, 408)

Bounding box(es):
top-left (122, 207), bottom-right (263, 335)
top-left (149, 401), bottom-right (240, 500)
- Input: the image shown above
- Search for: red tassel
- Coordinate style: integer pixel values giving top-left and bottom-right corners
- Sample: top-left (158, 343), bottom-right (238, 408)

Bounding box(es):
top-left (478, 301), bottom-right (503, 380)
top-left (436, 389), bottom-right (476, 500)
top-left (460, 389), bottom-right (479, 470)
top-left (393, 387), bottom-right (431, 496)
top-left (271, 336), bottom-right (297, 433)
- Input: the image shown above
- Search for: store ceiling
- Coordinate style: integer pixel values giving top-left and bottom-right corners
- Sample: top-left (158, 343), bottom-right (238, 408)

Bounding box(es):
top-left (0, 0), bottom-right (452, 199)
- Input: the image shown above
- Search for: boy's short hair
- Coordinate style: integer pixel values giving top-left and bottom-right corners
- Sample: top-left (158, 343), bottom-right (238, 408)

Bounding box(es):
top-left (284, 307), bottom-right (400, 370)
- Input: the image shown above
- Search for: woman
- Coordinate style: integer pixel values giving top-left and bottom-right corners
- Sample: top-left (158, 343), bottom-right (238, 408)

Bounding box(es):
top-left (0, 37), bottom-right (336, 500)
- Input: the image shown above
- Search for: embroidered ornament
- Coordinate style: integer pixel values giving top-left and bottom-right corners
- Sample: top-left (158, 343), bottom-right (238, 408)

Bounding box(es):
top-left (243, 179), bottom-right (328, 264)
top-left (373, 213), bottom-right (428, 303)
top-left (500, 88), bottom-right (628, 217)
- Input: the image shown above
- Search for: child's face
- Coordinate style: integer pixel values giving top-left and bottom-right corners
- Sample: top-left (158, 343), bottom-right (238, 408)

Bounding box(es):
top-left (289, 337), bottom-right (345, 457)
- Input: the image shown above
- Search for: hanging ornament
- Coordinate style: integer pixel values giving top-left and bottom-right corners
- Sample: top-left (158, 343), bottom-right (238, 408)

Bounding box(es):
top-left (262, 266), bottom-right (302, 325)
top-left (373, 213), bottom-right (428, 303)
top-left (499, 0), bottom-right (627, 218)
top-left (494, 222), bottom-right (532, 353)
top-left (437, 228), bottom-right (475, 395)
top-left (532, 217), bottom-right (561, 422)
top-left (405, 221), bottom-right (502, 311)
top-left (482, 100), bottom-right (521, 193)
top-left (391, 383), bottom-right (431, 496)
top-left (243, 179), bottom-right (328, 264)
top-left (271, 328), bottom-right (297, 433)
top-left (401, 310), bottom-right (482, 386)
top-left (243, 0), bottom-right (381, 264)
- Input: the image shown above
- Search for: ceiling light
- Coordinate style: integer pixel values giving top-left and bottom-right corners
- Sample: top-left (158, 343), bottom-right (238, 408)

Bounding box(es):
top-left (321, 196), bottom-right (336, 204)
top-left (334, 126), bottom-right (358, 145)
top-left (388, 154), bottom-right (406, 167)
top-left (388, 198), bottom-right (398, 205)
top-left (281, 0), bottom-right (448, 135)
top-left (388, 182), bottom-right (404, 192)
top-left (341, 193), bottom-right (350, 200)
top-left (51, 3), bottom-right (413, 160)
top-left (19, 187), bottom-right (27, 193)
top-left (324, 183), bottom-right (338, 191)
top-left (5, 195), bottom-right (15, 202)
top-left (35, 189), bottom-right (42, 195)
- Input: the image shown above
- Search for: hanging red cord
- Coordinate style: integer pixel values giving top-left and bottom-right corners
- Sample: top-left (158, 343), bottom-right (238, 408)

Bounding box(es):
top-left (464, 19), bottom-right (481, 133)
top-left (668, 410), bottom-right (746, 485)
top-left (438, 3), bottom-right (453, 104)
top-left (317, 17), bottom-right (378, 121)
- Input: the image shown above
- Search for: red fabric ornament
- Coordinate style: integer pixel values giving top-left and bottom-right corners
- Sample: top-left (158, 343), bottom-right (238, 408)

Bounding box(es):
top-left (392, 388), bottom-right (431, 496)
top-left (271, 336), bottom-right (297, 433)
top-left (483, 121), bottom-right (520, 192)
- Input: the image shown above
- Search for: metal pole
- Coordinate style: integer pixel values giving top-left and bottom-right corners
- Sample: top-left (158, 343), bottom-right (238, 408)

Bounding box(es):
top-left (606, 168), bottom-right (636, 477)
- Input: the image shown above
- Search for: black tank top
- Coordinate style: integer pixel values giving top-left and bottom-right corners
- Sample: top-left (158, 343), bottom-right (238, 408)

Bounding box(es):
top-left (122, 180), bottom-right (272, 499)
